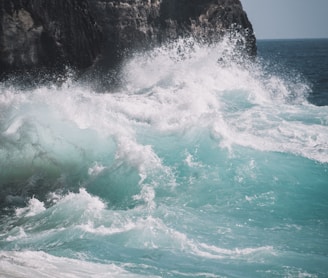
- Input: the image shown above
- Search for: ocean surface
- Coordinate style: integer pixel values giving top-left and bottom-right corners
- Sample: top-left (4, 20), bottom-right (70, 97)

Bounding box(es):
top-left (0, 38), bottom-right (327, 278)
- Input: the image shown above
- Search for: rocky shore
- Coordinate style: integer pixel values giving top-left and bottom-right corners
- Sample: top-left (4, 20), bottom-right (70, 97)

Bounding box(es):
top-left (0, 0), bottom-right (256, 80)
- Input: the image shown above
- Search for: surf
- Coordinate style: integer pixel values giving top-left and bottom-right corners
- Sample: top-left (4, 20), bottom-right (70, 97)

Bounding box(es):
top-left (0, 37), bottom-right (327, 277)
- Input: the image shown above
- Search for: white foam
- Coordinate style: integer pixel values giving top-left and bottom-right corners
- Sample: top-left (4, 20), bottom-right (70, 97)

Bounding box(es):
top-left (115, 137), bottom-right (162, 174)
top-left (245, 191), bottom-right (276, 207)
top-left (184, 151), bottom-right (204, 168)
top-left (1, 37), bottom-right (325, 180)
top-left (15, 197), bottom-right (46, 217)
top-left (59, 188), bottom-right (106, 214)
top-left (0, 251), bottom-right (153, 278)
top-left (5, 227), bottom-right (27, 242)
top-left (133, 186), bottom-right (156, 211)
top-left (216, 103), bottom-right (328, 163)
top-left (196, 242), bottom-right (274, 259)
top-left (88, 162), bottom-right (106, 176)
top-left (79, 219), bottom-right (137, 236)
top-left (0, 37), bottom-right (326, 278)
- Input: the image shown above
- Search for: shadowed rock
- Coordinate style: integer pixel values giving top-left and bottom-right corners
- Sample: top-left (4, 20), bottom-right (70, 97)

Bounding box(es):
top-left (0, 0), bottom-right (101, 76)
top-left (0, 0), bottom-right (256, 82)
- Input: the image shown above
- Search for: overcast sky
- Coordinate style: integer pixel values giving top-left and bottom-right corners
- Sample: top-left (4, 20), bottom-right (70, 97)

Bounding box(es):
top-left (240, 0), bottom-right (328, 39)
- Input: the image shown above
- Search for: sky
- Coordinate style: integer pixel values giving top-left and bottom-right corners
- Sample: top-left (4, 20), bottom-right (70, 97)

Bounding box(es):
top-left (240, 0), bottom-right (328, 39)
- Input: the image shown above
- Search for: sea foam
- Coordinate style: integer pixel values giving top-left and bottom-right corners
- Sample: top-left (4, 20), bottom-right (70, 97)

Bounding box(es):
top-left (0, 37), bottom-right (327, 278)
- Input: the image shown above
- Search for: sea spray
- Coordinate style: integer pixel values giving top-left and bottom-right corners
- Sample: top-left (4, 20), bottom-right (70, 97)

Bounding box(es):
top-left (0, 38), bottom-right (327, 277)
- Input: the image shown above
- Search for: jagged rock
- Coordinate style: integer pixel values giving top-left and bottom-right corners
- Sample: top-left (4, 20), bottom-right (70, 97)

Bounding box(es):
top-left (0, 0), bottom-right (102, 76)
top-left (0, 0), bottom-right (256, 80)
top-left (88, 0), bottom-right (256, 64)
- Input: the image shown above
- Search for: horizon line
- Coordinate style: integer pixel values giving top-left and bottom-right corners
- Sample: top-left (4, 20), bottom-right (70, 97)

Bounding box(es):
top-left (256, 36), bottom-right (328, 41)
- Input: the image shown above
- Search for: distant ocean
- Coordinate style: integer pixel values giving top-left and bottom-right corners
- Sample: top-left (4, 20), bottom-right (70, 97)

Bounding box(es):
top-left (0, 38), bottom-right (327, 278)
top-left (258, 39), bottom-right (328, 106)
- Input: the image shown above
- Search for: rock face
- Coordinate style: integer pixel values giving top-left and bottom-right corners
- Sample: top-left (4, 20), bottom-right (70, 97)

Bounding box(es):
top-left (0, 0), bottom-right (102, 76)
top-left (0, 0), bottom-right (256, 78)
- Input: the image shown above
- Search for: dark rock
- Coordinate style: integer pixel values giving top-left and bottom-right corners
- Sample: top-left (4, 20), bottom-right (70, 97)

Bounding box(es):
top-left (88, 0), bottom-right (256, 64)
top-left (0, 0), bottom-right (102, 76)
top-left (0, 0), bottom-right (256, 81)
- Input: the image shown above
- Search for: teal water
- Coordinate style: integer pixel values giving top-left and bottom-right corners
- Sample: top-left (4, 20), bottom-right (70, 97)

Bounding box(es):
top-left (0, 38), bottom-right (328, 277)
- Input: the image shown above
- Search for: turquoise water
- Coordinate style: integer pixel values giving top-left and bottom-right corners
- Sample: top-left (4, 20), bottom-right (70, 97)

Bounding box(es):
top-left (0, 38), bottom-right (328, 277)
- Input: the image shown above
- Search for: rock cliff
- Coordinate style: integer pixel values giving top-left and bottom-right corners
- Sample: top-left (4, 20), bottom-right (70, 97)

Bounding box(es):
top-left (0, 0), bottom-right (256, 79)
top-left (0, 0), bottom-right (101, 76)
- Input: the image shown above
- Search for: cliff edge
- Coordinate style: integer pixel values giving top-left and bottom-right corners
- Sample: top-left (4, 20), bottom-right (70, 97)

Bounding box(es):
top-left (0, 0), bottom-right (256, 79)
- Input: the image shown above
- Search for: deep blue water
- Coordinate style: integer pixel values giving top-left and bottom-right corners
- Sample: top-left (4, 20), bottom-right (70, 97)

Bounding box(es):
top-left (0, 38), bottom-right (327, 277)
top-left (257, 39), bottom-right (328, 106)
